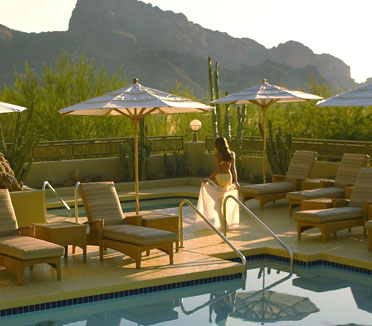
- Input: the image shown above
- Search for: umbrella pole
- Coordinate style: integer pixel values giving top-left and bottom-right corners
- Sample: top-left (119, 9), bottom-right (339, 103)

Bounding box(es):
top-left (134, 118), bottom-right (140, 215)
top-left (263, 106), bottom-right (267, 183)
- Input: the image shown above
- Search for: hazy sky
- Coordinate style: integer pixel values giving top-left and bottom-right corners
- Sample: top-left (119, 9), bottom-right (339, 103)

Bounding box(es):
top-left (0, 0), bottom-right (371, 83)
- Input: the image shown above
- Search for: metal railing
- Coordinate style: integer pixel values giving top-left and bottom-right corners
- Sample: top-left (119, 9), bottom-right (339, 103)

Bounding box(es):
top-left (42, 181), bottom-right (71, 217)
top-left (205, 134), bottom-right (372, 160)
top-left (180, 287), bottom-right (241, 316)
top-left (74, 182), bottom-right (81, 223)
top-left (178, 199), bottom-right (247, 270)
top-left (13, 135), bottom-right (184, 161)
top-left (223, 195), bottom-right (293, 271)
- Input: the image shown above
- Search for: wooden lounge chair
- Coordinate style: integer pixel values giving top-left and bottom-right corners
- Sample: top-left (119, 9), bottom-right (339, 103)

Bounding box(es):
top-left (295, 167), bottom-right (372, 243)
top-left (10, 189), bottom-right (87, 262)
top-left (0, 189), bottom-right (64, 285)
top-left (78, 182), bottom-right (177, 268)
top-left (240, 150), bottom-right (317, 210)
top-left (286, 153), bottom-right (369, 215)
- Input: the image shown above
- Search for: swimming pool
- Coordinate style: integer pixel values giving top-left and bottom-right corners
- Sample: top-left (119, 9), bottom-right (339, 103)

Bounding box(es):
top-left (47, 196), bottom-right (198, 219)
top-left (3, 259), bottom-right (372, 325)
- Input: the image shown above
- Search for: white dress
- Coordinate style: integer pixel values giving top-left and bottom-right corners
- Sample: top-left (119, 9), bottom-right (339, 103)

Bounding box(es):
top-left (195, 179), bottom-right (239, 230)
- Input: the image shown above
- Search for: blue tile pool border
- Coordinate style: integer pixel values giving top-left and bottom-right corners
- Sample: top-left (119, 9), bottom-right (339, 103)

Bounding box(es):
top-left (0, 272), bottom-right (242, 318)
top-left (229, 253), bottom-right (372, 275)
top-left (3, 253), bottom-right (372, 318)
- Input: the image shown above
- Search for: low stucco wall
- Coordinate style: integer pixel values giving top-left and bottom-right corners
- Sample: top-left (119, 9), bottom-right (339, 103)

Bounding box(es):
top-left (24, 141), bottom-right (340, 188)
top-left (24, 157), bottom-right (122, 188)
top-left (24, 154), bottom-right (169, 189)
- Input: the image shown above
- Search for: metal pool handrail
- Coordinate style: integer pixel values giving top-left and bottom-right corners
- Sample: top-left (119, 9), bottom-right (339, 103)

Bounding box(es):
top-left (180, 287), bottom-right (240, 315)
top-left (178, 199), bottom-right (247, 270)
top-left (74, 182), bottom-right (80, 223)
top-left (223, 195), bottom-right (294, 271)
top-left (42, 181), bottom-right (71, 217)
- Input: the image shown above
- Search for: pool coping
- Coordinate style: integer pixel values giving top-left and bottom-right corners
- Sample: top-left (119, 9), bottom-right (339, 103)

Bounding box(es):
top-left (2, 250), bottom-right (372, 318)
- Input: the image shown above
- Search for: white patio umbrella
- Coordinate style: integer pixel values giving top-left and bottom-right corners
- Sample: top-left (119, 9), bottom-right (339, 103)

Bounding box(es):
top-left (317, 83), bottom-right (372, 107)
top-left (59, 78), bottom-right (213, 214)
top-left (212, 79), bottom-right (322, 182)
top-left (0, 101), bottom-right (27, 113)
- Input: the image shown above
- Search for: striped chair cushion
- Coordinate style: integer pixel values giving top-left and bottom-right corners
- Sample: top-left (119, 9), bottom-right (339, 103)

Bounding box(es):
top-left (334, 153), bottom-right (369, 188)
top-left (79, 182), bottom-right (125, 226)
top-left (294, 207), bottom-right (363, 223)
top-left (0, 189), bottom-right (18, 237)
top-left (285, 151), bottom-right (317, 182)
top-left (0, 235), bottom-right (64, 260)
top-left (349, 168), bottom-right (372, 208)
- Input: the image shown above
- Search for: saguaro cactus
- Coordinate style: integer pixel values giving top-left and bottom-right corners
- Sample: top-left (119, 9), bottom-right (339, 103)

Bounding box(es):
top-left (214, 62), bottom-right (222, 136)
top-left (138, 119), bottom-right (151, 180)
top-left (259, 120), bottom-right (292, 175)
top-left (208, 57), bottom-right (219, 138)
top-left (223, 92), bottom-right (231, 142)
top-left (119, 139), bottom-right (135, 182)
top-left (236, 105), bottom-right (247, 177)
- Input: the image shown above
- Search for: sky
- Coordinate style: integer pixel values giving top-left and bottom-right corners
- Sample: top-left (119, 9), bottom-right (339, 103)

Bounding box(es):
top-left (0, 0), bottom-right (371, 83)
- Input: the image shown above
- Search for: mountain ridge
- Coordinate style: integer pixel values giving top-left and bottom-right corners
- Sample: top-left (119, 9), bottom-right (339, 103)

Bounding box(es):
top-left (0, 0), bottom-right (354, 96)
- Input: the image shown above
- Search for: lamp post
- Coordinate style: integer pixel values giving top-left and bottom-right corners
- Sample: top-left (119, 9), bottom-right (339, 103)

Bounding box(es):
top-left (189, 119), bottom-right (202, 142)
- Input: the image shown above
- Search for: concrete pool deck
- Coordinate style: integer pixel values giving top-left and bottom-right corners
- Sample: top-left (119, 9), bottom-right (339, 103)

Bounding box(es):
top-left (1, 181), bottom-right (372, 312)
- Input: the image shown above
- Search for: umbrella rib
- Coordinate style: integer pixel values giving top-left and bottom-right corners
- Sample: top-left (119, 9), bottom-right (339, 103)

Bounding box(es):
top-left (110, 109), bottom-right (132, 119)
top-left (138, 107), bottom-right (147, 117)
top-left (124, 108), bottom-right (135, 119)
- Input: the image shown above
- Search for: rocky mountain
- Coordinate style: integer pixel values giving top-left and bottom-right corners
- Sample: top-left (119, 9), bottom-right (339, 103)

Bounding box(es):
top-left (0, 0), bottom-right (354, 97)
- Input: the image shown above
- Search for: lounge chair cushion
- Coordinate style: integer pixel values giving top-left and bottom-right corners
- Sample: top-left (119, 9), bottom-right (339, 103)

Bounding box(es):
top-left (334, 154), bottom-right (369, 188)
top-left (104, 225), bottom-right (177, 246)
top-left (286, 187), bottom-right (344, 201)
top-left (285, 151), bottom-right (317, 182)
top-left (294, 207), bottom-right (363, 223)
top-left (0, 236), bottom-right (64, 260)
top-left (365, 220), bottom-right (372, 230)
top-left (349, 168), bottom-right (372, 208)
top-left (0, 189), bottom-right (19, 237)
top-left (240, 181), bottom-right (293, 195)
top-left (80, 182), bottom-right (125, 226)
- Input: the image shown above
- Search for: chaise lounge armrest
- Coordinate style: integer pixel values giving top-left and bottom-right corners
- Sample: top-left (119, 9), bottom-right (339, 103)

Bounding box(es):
top-left (301, 179), bottom-right (335, 190)
top-left (332, 198), bottom-right (350, 208)
top-left (124, 215), bottom-right (143, 226)
top-left (345, 185), bottom-right (354, 199)
top-left (272, 175), bottom-right (285, 182)
top-left (17, 226), bottom-right (33, 236)
top-left (363, 201), bottom-right (372, 219)
top-left (292, 178), bottom-right (306, 191)
top-left (320, 180), bottom-right (335, 187)
top-left (84, 219), bottom-right (104, 230)
top-left (272, 175), bottom-right (305, 190)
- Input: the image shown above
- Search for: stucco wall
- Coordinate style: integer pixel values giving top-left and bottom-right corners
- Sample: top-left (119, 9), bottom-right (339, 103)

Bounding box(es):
top-left (24, 141), bottom-right (339, 188)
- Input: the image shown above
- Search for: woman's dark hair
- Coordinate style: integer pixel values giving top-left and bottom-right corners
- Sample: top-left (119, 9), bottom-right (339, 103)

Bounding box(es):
top-left (215, 137), bottom-right (232, 162)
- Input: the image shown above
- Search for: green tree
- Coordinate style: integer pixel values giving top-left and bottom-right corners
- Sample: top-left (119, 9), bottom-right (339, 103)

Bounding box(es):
top-left (0, 63), bottom-right (40, 182)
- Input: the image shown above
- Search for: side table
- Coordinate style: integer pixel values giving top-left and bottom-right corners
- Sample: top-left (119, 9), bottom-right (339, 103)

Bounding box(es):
top-left (301, 198), bottom-right (333, 211)
top-left (142, 214), bottom-right (179, 251)
top-left (33, 221), bottom-right (87, 262)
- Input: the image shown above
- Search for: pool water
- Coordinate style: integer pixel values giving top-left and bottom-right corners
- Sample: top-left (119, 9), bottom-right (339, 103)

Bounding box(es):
top-left (4, 260), bottom-right (372, 326)
top-left (47, 197), bottom-right (198, 219)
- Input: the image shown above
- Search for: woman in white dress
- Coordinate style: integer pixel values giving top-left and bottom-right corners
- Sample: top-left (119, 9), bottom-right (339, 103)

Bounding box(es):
top-left (195, 137), bottom-right (240, 230)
